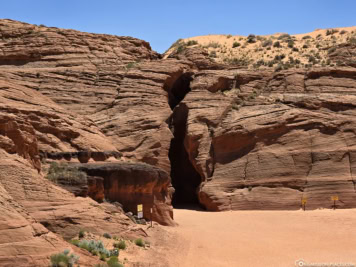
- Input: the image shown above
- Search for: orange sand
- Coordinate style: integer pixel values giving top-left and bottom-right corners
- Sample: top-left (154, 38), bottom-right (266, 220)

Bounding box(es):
top-left (160, 208), bottom-right (356, 267)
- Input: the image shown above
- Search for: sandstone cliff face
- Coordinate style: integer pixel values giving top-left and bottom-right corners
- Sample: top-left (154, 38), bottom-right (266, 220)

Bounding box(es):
top-left (0, 20), bottom-right (170, 265)
top-left (183, 67), bottom-right (356, 210)
top-left (77, 162), bottom-right (175, 226)
top-left (1, 20), bottom-right (356, 266)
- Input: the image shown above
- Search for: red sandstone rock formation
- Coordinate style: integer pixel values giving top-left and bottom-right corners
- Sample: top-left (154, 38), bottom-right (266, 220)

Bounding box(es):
top-left (1, 18), bottom-right (356, 264)
top-left (77, 162), bottom-right (175, 226)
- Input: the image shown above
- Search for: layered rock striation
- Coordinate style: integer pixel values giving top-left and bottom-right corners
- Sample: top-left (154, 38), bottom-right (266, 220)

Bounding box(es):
top-left (1, 20), bottom-right (356, 262)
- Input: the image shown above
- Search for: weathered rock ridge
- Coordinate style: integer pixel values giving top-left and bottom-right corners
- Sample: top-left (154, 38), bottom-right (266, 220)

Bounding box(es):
top-left (1, 18), bottom-right (356, 264)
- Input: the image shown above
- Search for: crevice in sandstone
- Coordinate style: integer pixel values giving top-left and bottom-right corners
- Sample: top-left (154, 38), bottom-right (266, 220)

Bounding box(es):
top-left (168, 103), bottom-right (202, 206)
top-left (165, 72), bottom-right (193, 110)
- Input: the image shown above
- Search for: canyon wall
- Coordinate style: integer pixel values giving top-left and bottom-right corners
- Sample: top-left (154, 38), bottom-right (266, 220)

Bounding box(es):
top-left (0, 19), bottom-right (356, 253)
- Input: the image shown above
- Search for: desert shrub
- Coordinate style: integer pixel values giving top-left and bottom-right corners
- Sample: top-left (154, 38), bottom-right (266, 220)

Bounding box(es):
top-left (103, 233), bottom-right (112, 239)
top-left (340, 30), bottom-right (346, 35)
top-left (308, 55), bottom-right (317, 64)
top-left (232, 42), bottom-right (241, 48)
top-left (186, 40), bottom-right (198, 46)
top-left (79, 229), bottom-right (85, 238)
top-left (168, 38), bottom-right (182, 50)
top-left (226, 34), bottom-right (232, 38)
top-left (274, 54), bottom-right (285, 61)
top-left (109, 248), bottom-right (119, 257)
top-left (262, 39), bottom-right (272, 47)
top-left (302, 35), bottom-right (312, 40)
top-left (106, 256), bottom-right (124, 267)
top-left (292, 47), bottom-right (299, 52)
top-left (206, 42), bottom-right (220, 48)
top-left (70, 239), bottom-right (80, 246)
top-left (176, 43), bottom-right (186, 54)
top-left (74, 239), bottom-right (111, 258)
top-left (302, 44), bottom-right (309, 49)
top-left (100, 253), bottom-right (107, 261)
top-left (247, 34), bottom-right (256, 43)
top-left (287, 40), bottom-right (294, 48)
top-left (267, 61), bottom-right (274, 67)
top-left (275, 64), bottom-right (283, 72)
top-left (46, 162), bottom-right (87, 185)
top-left (126, 62), bottom-right (137, 69)
top-left (91, 250), bottom-right (99, 256)
top-left (134, 238), bottom-right (145, 247)
top-left (349, 36), bottom-right (356, 44)
top-left (278, 34), bottom-right (290, 40)
top-left (273, 41), bottom-right (281, 48)
top-left (50, 250), bottom-right (79, 267)
top-left (209, 51), bottom-right (217, 58)
top-left (326, 29), bottom-right (338, 36)
top-left (114, 240), bottom-right (126, 250)
top-left (224, 56), bottom-right (250, 66)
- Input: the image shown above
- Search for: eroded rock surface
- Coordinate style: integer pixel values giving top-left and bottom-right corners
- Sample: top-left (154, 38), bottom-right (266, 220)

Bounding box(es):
top-left (1, 19), bottom-right (356, 265)
top-left (77, 162), bottom-right (175, 226)
top-left (182, 67), bottom-right (356, 210)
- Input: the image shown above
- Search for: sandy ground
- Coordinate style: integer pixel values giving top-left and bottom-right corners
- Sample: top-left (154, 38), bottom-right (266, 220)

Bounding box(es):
top-left (164, 26), bottom-right (356, 68)
top-left (154, 208), bottom-right (356, 267)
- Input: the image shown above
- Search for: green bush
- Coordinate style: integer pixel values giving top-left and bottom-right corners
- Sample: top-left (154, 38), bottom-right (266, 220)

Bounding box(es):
top-left (302, 44), bottom-right (309, 49)
top-left (107, 256), bottom-right (124, 267)
top-left (273, 41), bottom-right (281, 48)
top-left (50, 250), bottom-right (79, 267)
top-left (278, 33), bottom-right (290, 40)
top-left (349, 36), bottom-right (356, 44)
top-left (308, 55), bottom-right (317, 64)
top-left (262, 39), bottom-right (272, 47)
top-left (103, 233), bottom-right (112, 239)
top-left (247, 34), bottom-right (256, 43)
top-left (206, 42), bottom-right (220, 48)
top-left (70, 239), bottom-right (80, 246)
top-left (114, 240), bottom-right (126, 250)
top-left (126, 62), bottom-right (136, 69)
top-left (209, 51), bottom-right (217, 58)
top-left (134, 238), bottom-right (145, 247)
top-left (302, 35), bottom-right (312, 40)
top-left (79, 229), bottom-right (85, 238)
top-left (176, 44), bottom-right (186, 53)
top-left (232, 42), bottom-right (241, 48)
top-left (75, 239), bottom-right (111, 258)
top-left (287, 40), bottom-right (294, 48)
top-left (186, 40), bottom-right (198, 46)
top-left (326, 29), bottom-right (338, 36)
top-left (100, 253), bottom-right (107, 261)
top-left (46, 162), bottom-right (87, 185)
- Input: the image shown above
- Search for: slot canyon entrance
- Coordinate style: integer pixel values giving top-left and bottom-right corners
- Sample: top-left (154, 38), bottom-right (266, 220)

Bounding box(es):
top-left (166, 72), bottom-right (203, 207)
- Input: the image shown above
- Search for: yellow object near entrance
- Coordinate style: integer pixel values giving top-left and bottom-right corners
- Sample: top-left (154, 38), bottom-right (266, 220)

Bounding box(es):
top-left (137, 204), bottom-right (143, 212)
top-left (331, 196), bottom-right (339, 201)
top-left (301, 198), bottom-right (307, 205)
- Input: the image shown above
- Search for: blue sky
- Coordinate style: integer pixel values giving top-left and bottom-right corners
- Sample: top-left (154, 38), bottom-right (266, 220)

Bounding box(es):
top-left (1, 1), bottom-right (355, 53)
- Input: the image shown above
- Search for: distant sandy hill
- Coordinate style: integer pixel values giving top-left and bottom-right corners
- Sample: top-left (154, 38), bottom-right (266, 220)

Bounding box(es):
top-left (164, 26), bottom-right (356, 70)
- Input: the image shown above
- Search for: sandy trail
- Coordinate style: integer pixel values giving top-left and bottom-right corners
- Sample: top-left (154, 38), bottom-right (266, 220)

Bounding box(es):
top-left (162, 208), bottom-right (356, 267)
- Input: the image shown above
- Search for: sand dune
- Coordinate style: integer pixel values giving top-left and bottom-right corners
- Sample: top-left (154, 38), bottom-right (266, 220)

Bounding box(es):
top-left (165, 26), bottom-right (356, 69)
